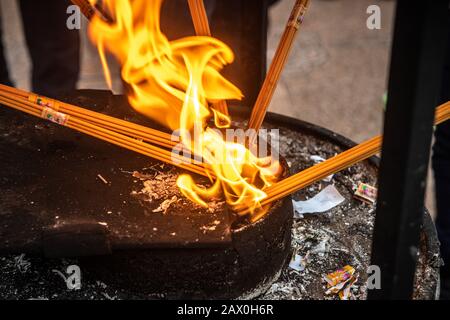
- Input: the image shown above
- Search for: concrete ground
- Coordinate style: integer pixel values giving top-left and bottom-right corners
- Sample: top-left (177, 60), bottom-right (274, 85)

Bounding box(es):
top-left (0, 0), bottom-right (436, 215)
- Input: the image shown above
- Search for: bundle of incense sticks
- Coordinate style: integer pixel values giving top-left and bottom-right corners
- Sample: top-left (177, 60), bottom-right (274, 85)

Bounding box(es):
top-left (187, 0), bottom-right (229, 116)
top-left (248, 0), bottom-right (310, 132)
top-left (0, 85), bottom-right (210, 177)
top-left (240, 102), bottom-right (450, 220)
top-left (0, 84), bottom-right (175, 149)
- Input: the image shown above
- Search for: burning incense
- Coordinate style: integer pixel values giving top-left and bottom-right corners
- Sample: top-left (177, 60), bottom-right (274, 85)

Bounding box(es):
top-left (0, 85), bottom-right (175, 149)
top-left (0, 93), bottom-right (211, 177)
top-left (247, 0), bottom-right (310, 132)
top-left (84, 0), bottom-right (285, 219)
top-left (187, 0), bottom-right (229, 116)
top-left (240, 102), bottom-right (450, 219)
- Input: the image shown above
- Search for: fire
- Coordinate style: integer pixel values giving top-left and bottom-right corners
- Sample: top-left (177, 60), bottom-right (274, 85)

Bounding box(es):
top-left (88, 0), bottom-right (282, 219)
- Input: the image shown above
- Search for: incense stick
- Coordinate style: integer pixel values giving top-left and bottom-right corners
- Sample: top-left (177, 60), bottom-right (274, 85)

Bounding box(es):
top-left (239, 102), bottom-right (450, 217)
top-left (247, 0), bottom-right (310, 132)
top-left (70, 0), bottom-right (113, 23)
top-left (71, 0), bottom-right (95, 20)
top-left (187, 0), bottom-right (229, 116)
top-left (187, 0), bottom-right (211, 35)
top-left (0, 95), bottom-right (211, 177)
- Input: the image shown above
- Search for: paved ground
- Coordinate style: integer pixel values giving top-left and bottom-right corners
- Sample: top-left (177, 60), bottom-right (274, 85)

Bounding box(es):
top-left (268, 0), bottom-right (392, 142)
top-left (0, 0), bottom-right (436, 215)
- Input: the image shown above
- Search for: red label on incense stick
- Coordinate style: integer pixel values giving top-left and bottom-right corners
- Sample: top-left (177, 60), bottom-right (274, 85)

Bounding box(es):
top-left (30, 95), bottom-right (60, 110)
top-left (41, 107), bottom-right (69, 126)
top-left (288, 0), bottom-right (309, 29)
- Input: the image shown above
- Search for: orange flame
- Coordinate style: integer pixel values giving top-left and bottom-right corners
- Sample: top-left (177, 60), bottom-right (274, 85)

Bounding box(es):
top-left (89, 0), bottom-right (281, 218)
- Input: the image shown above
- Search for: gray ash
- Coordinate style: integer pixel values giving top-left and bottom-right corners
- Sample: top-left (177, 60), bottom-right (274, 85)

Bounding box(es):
top-left (130, 166), bottom-right (225, 215)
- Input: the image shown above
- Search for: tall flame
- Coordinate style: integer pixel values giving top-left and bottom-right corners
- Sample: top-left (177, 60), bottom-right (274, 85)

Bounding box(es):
top-left (89, 0), bottom-right (281, 219)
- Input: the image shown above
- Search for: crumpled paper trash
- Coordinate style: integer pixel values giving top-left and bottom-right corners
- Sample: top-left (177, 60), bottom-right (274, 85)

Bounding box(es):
top-left (293, 185), bottom-right (345, 218)
top-left (323, 265), bottom-right (359, 300)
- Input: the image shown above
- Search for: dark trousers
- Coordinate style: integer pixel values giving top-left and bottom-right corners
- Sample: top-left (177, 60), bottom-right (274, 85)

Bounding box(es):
top-left (434, 28), bottom-right (450, 267)
top-left (434, 121), bottom-right (450, 264)
top-left (0, 0), bottom-right (80, 96)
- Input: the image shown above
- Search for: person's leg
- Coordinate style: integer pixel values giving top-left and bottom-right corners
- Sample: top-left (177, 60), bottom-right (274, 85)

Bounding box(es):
top-left (19, 0), bottom-right (80, 96)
